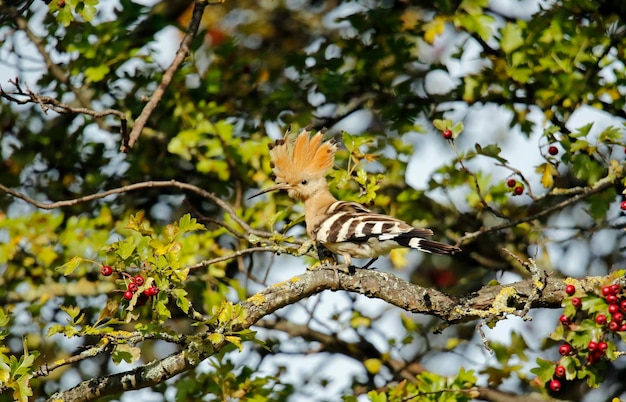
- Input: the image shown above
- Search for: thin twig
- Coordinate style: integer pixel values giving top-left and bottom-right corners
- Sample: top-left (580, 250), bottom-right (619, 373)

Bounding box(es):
top-left (188, 247), bottom-right (274, 270)
top-left (32, 331), bottom-right (185, 380)
top-left (449, 140), bottom-right (510, 220)
top-left (504, 249), bottom-right (547, 319)
top-left (0, 78), bottom-right (127, 121)
top-left (457, 160), bottom-right (625, 245)
top-left (0, 179), bottom-right (263, 237)
top-left (32, 337), bottom-right (114, 379)
top-left (14, 15), bottom-right (92, 109)
top-left (122, 0), bottom-right (211, 152)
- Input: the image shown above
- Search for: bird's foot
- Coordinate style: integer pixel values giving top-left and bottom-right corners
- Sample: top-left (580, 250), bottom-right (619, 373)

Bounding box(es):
top-left (308, 261), bottom-right (350, 273)
top-left (358, 257), bottom-right (378, 270)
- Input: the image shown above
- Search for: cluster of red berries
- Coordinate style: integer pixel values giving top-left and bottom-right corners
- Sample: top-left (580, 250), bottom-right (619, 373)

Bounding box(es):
top-left (506, 178), bottom-right (524, 196)
top-left (100, 265), bottom-right (159, 304)
top-left (548, 283), bottom-right (624, 392)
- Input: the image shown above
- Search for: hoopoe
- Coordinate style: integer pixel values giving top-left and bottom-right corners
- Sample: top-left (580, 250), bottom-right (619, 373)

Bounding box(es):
top-left (251, 126), bottom-right (461, 269)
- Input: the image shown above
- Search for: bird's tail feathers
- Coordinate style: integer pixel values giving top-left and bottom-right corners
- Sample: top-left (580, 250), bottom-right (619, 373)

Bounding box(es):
top-left (397, 234), bottom-right (461, 255)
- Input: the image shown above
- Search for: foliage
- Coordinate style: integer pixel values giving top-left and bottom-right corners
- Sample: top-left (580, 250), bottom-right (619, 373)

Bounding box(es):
top-left (1, 0), bottom-right (626, 401)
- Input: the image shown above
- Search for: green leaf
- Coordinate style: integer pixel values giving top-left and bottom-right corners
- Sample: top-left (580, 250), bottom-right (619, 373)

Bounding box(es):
top-left (530, 357), bottom-right (555, 384)
top-left (155, 300), bottom-right (171, 322)
top-left (14, 374), bottom-right (33, 402)
top-left (78, 0), bottom-right (98, 22)
top-left (59, 256), bottom-right (84, 276)
top-left (60, 305), bottom-right (81, 321)
top-left (117, 237), bottom-right (136, 260)
top-left (500, 22), bottom-right (524, 54)
top-left (178, 214), bottom-right (205, 233)
top-left (57, 7), bottom-right (74, 26)
top-left (367, 390), bottom-right (388, 402)
top-left (84, 65), bottom-right (110, 82)
top-left (172, 288), bottom-right (190, 314)
top-left (475, 143), bottom-right (508, 163)
top-left (112, 344), bottom-right (141, 364)
top-left (433, 119), bottom-right (450, 131)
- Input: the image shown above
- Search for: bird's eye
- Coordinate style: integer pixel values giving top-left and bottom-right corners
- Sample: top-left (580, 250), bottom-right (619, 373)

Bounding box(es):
top-left (301, 179), bottom-right (308, 185)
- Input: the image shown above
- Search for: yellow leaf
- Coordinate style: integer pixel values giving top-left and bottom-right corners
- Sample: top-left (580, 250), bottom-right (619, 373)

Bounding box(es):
top-left (389, 248), bottom-right (408, 269)
top-left (445, 338), bottom-right (462, 350)
top-left (401, 7), bottom-right (421, 30)
top-left (225, 335), bottom-right (243, 351)
top-left (364, 358), bottom-right (382, 374)
top-left (424, 17), bottom-right (445, 44)
top-left (208, 332), bottom-right (224, 345)
top-left (536, 163), bottom-right (558, 188)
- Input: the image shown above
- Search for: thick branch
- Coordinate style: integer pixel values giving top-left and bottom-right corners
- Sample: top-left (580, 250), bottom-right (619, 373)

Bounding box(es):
top-left (48, 267), bottom-right (588, 402)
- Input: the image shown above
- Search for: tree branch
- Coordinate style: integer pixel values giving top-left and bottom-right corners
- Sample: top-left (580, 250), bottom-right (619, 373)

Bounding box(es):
top-left (0, 179), bottom-right (263, 238)
top-left (48, 267), bottom-right (590, 401)
top-left (457, 160), bottom-right (625, 245)
top-left (122, 0), bottom-right (213, 152)
top-left (0, 78), bottom-right (128, 137)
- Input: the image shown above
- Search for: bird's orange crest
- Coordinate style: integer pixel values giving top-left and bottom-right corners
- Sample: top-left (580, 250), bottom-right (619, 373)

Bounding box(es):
top-left (269, 126), bottom-right (337, 184)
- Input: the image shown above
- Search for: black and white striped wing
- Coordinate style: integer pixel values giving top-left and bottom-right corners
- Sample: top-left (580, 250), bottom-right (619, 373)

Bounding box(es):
top-left (313, 201), bottom-right (459, 256)
top-left (315, 211), bottom-right (432, 244)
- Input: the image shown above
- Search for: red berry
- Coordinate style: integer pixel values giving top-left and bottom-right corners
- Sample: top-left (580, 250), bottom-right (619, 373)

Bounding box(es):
top-left (146, 286), bottom-right (159, 296)
top-left (559, 344), bottom-right (572, 356)
top-left (100, 265), bottom-right (113, 276)
top-left (128, 283), bottom-right (139, 293)
top-left (610, 283), bottom-right (620, 294)
top-left (559, 315), bottom-right (570, 325)
top-left (621, 200), bottom-right (626, 211)
top-left (588, 341), bottom-right (598, 351)
top-left (609, 321), bottom-right (619, 331)
top-left (442, 129), bottom-right (453, 139)
top-left (571, 297), bottom-right (581, 307)
top-left (602, 286), bottom-right (614, 296)
top-left (549, 379), bottom-right (561, 392)
top-left (548, 146), bottom-right (558, 155)
top-left (565, 285), bottom-right (575, 295)
top-left (607, 295), bottom-right (618, 304)
top-left (123, 290), bottom-right (133, 300)
top-left (613, 312), bottom-right (623, 322)
top-left (609, 304), bottom-right (619, 314)
top-left (554, 365), bottom-right (566, 378)
top-left (513, 186), bottom-right (523, 195)
top-left (620, 300), bottom-right (626, 311)
top-left (506, 178), bottom-right (516, 188)
top-left (599, 342), bottom-right (608, 352)
top-left (596, 314), bottom-right (607, 325)
top-left (591, 349), bottom-right (604, 361)
top-left (134, 276), bottom-right (144, 286)
top-left (136, 293), bottom-right (148, 306)
top-left (620, 323), bottom-right (626, 332)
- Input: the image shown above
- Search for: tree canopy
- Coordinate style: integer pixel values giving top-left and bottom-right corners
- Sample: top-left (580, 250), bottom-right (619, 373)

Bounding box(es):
top-left (1, 0), bottom-right (626, 401)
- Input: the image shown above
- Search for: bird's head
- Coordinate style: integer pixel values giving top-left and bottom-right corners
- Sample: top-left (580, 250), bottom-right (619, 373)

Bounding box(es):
top-left (250, 126), bottom-right (337, 202)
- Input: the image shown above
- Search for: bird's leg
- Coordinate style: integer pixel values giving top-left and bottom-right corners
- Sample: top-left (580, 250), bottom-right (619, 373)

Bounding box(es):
top-left (316, 242), bottom-right (337, 266)
top-left (359, 257), bottom-right (378, 270)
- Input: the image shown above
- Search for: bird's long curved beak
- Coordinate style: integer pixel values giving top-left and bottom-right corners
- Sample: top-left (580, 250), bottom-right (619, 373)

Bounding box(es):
top-left (248, 183), bottom-right (291, 199)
